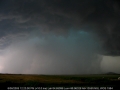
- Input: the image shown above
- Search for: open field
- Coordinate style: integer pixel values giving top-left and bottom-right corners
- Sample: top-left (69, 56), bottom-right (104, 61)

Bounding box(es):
top-left (0, 74), bottom-right (120, 89)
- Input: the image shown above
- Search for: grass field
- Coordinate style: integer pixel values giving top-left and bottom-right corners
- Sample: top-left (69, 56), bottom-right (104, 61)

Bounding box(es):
top-left (0, 74), bottom-right (120, 89)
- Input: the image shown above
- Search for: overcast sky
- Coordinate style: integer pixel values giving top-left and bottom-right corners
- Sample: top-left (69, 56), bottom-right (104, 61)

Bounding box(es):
top-left (0, 0), bottom-right (120, 74)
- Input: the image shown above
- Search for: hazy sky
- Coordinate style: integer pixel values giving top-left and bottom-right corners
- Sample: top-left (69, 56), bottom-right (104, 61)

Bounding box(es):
top-left (0, 0), bottom-right (120, 74)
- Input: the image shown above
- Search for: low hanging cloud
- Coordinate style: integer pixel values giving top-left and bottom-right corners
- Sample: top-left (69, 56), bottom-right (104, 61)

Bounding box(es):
top-left (101, 56), bottom-right (120, 73)
top-left (0, 31), bottom-right (102, 74)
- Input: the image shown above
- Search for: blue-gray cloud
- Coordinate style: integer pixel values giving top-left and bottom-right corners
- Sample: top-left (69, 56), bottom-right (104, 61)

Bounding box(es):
top-left (0, 0), bottom-right (119, 55)
top-left (0, 0), bottom-right (119, 74)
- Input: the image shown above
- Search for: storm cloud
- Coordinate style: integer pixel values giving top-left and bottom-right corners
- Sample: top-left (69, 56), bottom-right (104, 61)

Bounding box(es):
top-left (0, 0), bottom-right (119, 74)
top-left (0, 31), bottom-right (102, 74)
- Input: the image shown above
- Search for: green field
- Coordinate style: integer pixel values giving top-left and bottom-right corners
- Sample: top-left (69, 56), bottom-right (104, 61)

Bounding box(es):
top-left (0, 74), bottom-right (120, 89)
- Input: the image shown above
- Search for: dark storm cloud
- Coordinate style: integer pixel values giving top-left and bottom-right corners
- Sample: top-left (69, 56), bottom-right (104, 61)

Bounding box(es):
top-left (0, 0), bottom-right (120, 74)
top-left (0, 0), bottom-right (120, 55)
